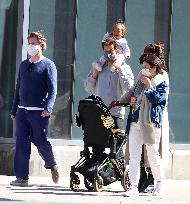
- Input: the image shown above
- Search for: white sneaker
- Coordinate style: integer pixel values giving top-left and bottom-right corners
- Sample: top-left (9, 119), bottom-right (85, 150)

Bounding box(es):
top-left (123, 186), bottom-right (139, 197)
top-left (152, 181), bottom-right (164, 196)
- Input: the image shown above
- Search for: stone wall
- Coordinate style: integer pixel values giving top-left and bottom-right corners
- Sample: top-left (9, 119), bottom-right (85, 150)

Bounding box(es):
top-left (1, 144), bottom-right (190, 179)
top-left (0, 144), bottom-right (15, 175)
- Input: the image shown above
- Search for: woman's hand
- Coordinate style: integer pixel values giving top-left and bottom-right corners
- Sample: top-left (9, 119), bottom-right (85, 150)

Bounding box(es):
top-left (140, 75), bottom-right (153, 88)
top-left (130, 97), bottom-right (137, 105)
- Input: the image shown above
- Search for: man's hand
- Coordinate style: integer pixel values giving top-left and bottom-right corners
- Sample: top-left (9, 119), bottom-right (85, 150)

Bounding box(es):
top-left (41, 110), bottom-right (50, 117)
top-left (10, 115), bottom-right (16, 120)
top-left (130, 97), bottom-right (137, 105)
top-left (109, 100), bottom-right (118, 108)
top-left (108, 60), bottom-right (121, 73)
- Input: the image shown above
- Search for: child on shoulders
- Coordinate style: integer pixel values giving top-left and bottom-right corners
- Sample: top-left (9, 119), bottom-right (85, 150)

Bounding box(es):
top-left (92, 19), bottom-right (130, 72)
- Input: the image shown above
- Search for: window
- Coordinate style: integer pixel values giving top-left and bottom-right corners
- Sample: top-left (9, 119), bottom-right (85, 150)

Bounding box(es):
top-left (29, 0), bottom-right (76, 139)
top-left (0, 0), bottom-right (19, 138)
top-left (125, 0), bottom-right (155, 77)
top-left (169, 0), bottom-right (190, 143)
top-left (72, 0), bottom-right (107, 139)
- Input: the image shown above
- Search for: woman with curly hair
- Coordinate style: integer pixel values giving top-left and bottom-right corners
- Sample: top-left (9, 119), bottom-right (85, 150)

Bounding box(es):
top-left (121, 54), bottom-right (169, 197)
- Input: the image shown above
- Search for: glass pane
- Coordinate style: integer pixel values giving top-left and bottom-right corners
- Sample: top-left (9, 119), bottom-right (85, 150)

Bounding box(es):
top-left (29, 0), bottom-right (76, 139)
top-left (169, 0), bottom-right (190, 143)
top-left (125, 0), bottom-right (155, 77)
top-left (0, 0), bottom-right (18, 138)
top-left (123, 0), bottom-right (156, 128)
top-left (72, 0), bottom-right (107, 139)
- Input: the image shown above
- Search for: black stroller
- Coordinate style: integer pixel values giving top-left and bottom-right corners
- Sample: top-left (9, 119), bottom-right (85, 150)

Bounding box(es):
top-left (70, 95), bottom-right (130, 192)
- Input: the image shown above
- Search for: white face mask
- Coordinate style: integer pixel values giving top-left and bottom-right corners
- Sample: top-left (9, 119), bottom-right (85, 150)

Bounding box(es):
top-left (141, 68), bottom-right (151, 77)
top-left (27, 44), bottom-right (39, 56)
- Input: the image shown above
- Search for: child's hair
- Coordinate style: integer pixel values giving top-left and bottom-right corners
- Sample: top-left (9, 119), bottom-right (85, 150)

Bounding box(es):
top-left (28, 31), bottom-right (47, 51)
top-left (101, 39), bottom-right (119, 50)
top-left (111, 19), bottom-right (127, 37)
top-left (139, 42), bottom-right (167, 72)
top-left (143, 54), bottom-right (165, 74)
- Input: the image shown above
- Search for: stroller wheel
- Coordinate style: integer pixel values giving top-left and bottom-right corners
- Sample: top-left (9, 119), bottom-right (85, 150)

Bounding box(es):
top-left (84, 178), bottom-right (94, 191)
top-left (70, 173), bottom-right (80, 192)
top-left (121, 170), bottom-right (131, 191)
top-left (94, 175), bottom-right (104, 192)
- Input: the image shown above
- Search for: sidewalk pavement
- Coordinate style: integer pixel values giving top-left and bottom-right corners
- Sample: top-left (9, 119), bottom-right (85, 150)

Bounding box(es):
top-left (0, 176), bottom-right (190, 204)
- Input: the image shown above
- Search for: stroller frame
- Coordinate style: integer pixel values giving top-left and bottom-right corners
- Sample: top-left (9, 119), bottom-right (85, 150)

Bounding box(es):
top-left (70, 95), bottom-right (130, 192)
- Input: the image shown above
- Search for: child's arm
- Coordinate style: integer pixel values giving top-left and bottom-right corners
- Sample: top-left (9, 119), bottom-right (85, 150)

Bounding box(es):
top-left (120, 38), bottom-right (131, 59)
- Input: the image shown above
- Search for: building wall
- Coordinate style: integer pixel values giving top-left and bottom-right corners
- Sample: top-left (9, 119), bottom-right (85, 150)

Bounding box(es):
top-left (0, 1), bottom-right (189, 144)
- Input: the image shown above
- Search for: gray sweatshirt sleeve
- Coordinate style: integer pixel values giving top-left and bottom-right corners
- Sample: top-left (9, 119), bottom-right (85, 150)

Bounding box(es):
top-left (119, 63), bottom-right (134, 93)
top-left (120, 88), bottom-right (134, 104)
top-left (119, 70), bottom-right (143, 103)
top-left (84, 72), bottom-right (96, 94)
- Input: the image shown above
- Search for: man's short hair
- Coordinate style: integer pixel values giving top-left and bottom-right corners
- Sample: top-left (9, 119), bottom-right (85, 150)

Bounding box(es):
top-left (28, 31), bottom-right (47, 51)
top-left (101, 39), bottom-right (118, 50)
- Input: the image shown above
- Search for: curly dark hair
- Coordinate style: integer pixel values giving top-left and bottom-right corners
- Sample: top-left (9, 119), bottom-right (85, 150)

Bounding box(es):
top-left (28, 31), bottom-right (47, 51)
top-left (139, 42), bottom-right (167, 72)
top-left (143, 54), bottom-right (165, 74)
top-left (101, 39), bottom-right (119, 50)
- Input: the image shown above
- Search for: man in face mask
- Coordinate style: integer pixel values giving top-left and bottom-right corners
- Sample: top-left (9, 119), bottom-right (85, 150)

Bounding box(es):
top-left (92, 39), bottom-right (125, 73)
top-left (10, 31), bottom-right (59, 186)
top-left (84, 39), bottom-right (134, 156)
top-left (85, 39), bottom-right (134, 117)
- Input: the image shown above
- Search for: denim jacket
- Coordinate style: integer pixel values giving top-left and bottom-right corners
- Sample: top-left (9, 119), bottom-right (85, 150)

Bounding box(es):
top-left (132, 80), bottom-right (168, 127)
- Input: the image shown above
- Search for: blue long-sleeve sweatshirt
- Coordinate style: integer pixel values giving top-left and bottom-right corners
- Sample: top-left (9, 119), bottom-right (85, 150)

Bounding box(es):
top-left (11, 57), bottom-right (57, 115)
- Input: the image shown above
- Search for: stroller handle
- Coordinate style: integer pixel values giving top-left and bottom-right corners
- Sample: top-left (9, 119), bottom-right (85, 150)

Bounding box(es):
top-left (108, 102), bottom-right (130, 109)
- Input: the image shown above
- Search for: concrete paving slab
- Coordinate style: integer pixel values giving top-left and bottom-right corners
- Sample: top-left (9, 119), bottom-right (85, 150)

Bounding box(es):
top-left (0, 176), bottom-right (190, 204)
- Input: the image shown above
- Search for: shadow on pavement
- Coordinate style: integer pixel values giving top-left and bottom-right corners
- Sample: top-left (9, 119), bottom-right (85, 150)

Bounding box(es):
top-left (6, 184), bottom-right (125, 197)
top-left (0, 198), bottom-right (22, 201)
